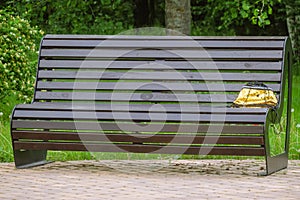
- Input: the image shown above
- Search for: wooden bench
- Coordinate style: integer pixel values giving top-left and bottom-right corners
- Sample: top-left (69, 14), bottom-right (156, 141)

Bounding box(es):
top-left (11, 35), bottom-right (293, 175)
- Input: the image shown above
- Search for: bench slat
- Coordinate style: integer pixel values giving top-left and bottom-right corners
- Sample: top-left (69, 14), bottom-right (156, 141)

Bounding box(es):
top-left (12, 131), bottom-right (264, 145)
top-left (12, 121), bottom-right (263, 134)
top-left (38, 71), bottom-right (281, 82)
top-left (36, 81), bottom-right (281, 92)
top-left (14, 142), bottom-right (266, 156)
top-left (34, 91), bottom-right (237, 103)
top-left (16, 103), bottom-right (268, 114)
top-left (42, 39), bottom-right (284, 49)
top-left (13, 110), bottom-right (266, 123)
top-left (43, 34), bottom-right (286, 40)
top-left (39, 60), bottom-right (282, 71)
top-left (40, 49), bottom-right (283, 60)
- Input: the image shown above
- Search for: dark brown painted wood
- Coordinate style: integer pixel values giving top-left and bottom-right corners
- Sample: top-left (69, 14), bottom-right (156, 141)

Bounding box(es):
top-left (39, 60), bottom-right (282, 71)
top-left (12, 121), bottom-right (264, 134)
top-left (41, 39), bottom-right (284, 49)
top-left (36, 81), bottom-right (281, 92)
top-left (12, 131), bottom-right (264, 145)
top-left (43, 34), bottom-right (286, 41)
top-left (40, 49), bottom-right (283, 60)
top-left (37, 71), bottom-right (281, 82)
top-left (13, 110), bottom-right (266, 123)
top-left (15, 103), bottom-right (268, 114)
top-left (14, 142), bottom-right (266, 156)
top-left (34, 91), bottom-right (238, 103)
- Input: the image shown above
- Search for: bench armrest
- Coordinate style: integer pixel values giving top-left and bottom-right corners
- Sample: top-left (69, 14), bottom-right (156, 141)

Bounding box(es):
top-left (273, 37), bottom-right (293, 123)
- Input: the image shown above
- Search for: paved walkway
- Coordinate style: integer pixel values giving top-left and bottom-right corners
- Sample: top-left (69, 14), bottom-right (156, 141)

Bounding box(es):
top-left (0, 159), bottom-right (299, 200)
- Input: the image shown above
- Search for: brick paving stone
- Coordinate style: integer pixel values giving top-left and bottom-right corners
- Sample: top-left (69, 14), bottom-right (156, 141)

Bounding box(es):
top-left (0, 160), bottom-right (299, 200)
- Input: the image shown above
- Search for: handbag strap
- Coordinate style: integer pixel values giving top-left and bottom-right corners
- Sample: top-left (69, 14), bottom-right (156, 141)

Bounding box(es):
top-left (244, 81), bottom-right (270, 90)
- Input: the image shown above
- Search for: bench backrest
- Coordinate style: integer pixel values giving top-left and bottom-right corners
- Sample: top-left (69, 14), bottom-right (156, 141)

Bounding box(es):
top-left (35, 35), bottom-right (289, 108)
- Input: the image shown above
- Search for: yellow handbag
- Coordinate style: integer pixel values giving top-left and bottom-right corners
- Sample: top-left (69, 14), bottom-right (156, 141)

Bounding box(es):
top-left (233, 82), bottom-right (278, 108)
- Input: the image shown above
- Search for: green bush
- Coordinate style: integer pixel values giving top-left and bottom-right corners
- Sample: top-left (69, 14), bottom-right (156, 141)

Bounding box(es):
top-left (0, 10), bottom-right (43, 107)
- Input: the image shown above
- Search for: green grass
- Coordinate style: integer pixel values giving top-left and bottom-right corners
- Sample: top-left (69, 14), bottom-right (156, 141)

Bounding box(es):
top-left (0, 95), bottom-right (18, 162)
top-left (47, 151), bottom-right (174, 161)
top-left (1, 76), bottom-right (300, 162)
top-left (0, 121), bottom-right (13, 162)
top-left (289, 75), bottom-right (300, 159)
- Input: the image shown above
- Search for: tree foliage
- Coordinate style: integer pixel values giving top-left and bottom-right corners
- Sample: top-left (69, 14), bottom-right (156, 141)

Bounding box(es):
top-left (191, 0), bottom-right (287, 36)
top-left (5, 0), bottom-right (134, 34)
top-left (211, 0), bottom-right (278, 28)
top-left (0, 0), bottom-right (291, 37)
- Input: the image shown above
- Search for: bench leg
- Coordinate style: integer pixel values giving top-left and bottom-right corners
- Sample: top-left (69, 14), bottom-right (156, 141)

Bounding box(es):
top-left (13, 149), bottom-right (52, 169)
top-left (258, 153), bottom-right (288, 176)
top-left (260, 103), bottom-right (291, 176)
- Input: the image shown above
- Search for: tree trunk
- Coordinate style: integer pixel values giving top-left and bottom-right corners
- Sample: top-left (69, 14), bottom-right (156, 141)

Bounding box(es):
top-left (165, 0), bottom-right (191, 35)
top-left (285, 0), bottom-right (300, 73)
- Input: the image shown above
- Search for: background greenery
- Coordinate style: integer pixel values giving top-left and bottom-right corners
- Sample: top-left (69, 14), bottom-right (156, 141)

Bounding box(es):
top-left (0, 0), bottom-right (299, 162)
